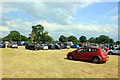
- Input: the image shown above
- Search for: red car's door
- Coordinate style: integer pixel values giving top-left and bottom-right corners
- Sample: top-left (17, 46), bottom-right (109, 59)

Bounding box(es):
top-left (75, 48), bottom-right (89, 60)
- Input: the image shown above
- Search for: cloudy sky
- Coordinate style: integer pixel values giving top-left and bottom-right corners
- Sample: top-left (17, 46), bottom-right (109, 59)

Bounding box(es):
top-left (1, 1), bottom-right (118, 41)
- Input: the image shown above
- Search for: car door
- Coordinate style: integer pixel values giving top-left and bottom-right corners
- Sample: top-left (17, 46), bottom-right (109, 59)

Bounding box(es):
top-left (114, 47), bottom-right (120, 54)
top-left (86, 48), bottom-right (97, 60)
top-left (75, 48), bottom-right (88, 60)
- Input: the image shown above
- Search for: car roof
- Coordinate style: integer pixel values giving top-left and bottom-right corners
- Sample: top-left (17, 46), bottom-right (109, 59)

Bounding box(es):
top-left (82, 46), bottom-right (100, 49)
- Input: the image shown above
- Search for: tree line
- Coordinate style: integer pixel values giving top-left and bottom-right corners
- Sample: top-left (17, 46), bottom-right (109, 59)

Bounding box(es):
top-left (1, 24), bottom-right (120, 44)
top-left (59, 35), bottom-right (115, 44)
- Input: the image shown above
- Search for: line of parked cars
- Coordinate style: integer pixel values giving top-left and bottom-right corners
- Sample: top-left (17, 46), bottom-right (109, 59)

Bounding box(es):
top-left (1, 41), bottom-right (120, 55)
top-left (25, 42), bottom-right (70, 50)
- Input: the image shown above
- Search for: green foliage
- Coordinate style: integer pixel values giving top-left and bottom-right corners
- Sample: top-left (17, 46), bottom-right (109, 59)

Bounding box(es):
top-left (79, 36), bottom-right (87, 43)
top-left (68, 35), bottom-right (79, 44)
top-left (30, 24), bottom-right (53, 43)
top-left (59, 35), bottom-right (68, 42)
top-left (21, 35), bottom-right (28, 41)
top-left (42, 32), bottom-right (53, 43)
top-left (116, 41), bottom-right (120, 44)
top-left (109, 38), bottom-right (114, 43)
top-left (95, 37), bottom-right (99, 43)
top-left (98, 35), bottom-right (110, 43)
top-left (88, 37), bottom-right (95, 43)
top-left (2, 30), bottom-right (21, 41)
top-left (31, 24), bottom-right (44, 42)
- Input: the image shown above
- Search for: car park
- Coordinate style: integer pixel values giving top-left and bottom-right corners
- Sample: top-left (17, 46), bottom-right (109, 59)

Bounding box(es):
top-left (107, 46), bottom-right (120, 55)
top-left (25, 43), bottom-right (41, 50)
top-left (67, 47), bottom-right (109, 64)
top-left (0, 41), bottom-right (6, 48)
top-left (7, 42), bottom-right (18, 48)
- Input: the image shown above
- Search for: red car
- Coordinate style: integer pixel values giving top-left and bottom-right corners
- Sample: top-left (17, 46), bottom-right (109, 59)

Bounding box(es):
top-left (67, 47), bottom-right (109, 64)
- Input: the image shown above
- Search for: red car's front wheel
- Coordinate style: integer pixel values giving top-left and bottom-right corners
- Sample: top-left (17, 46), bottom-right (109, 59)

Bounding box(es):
top-left (92, 57), bottom-right (100, 64)
top-left (68, 55), bottom-right (74, 60)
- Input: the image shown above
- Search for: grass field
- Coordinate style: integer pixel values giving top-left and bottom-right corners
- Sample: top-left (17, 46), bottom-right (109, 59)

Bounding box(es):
top-left (1, 46), bottom-right (119, 78)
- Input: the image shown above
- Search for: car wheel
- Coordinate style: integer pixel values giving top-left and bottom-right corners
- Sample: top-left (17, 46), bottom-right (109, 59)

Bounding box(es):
top-left (92, 57), bottom-right (100, 64)
top-left (108, 52), bottom-right (113, 55)
top-left (68, 55), bottom-right (74, 60)
top-left (102, 61), bottom-right (106, 63)
top-left (34, 48), bottom-right (37, 50)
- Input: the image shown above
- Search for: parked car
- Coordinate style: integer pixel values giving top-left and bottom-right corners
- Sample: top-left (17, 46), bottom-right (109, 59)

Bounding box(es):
top-left (0, 41), bottom-right (6, 48)
top-left (40, 44), bottom-right (48, 50)
top-left (107, 46), bottom-right (120, 55)
top-left (7, 42), bottom-right (18, 48)
top-left (109, 44), bottom-right (114, 50)
top-left (51, 44), bottom-right (61, 50)
top-left (104, 46), bottom-right (110, 52)
top-left (17, 41), bottom-right (25, 46)
top-left (59, 43), bottom-right (70, 49)
top-left (48, 44), bottom-right (53, 49)
top-left (67, 47), bottom-right (109, 64)
top-left (71, 44), bottom-right (80, 48)
top-left (90, 43), bottom-right (99, 48)
top-left (25, 43), bottom-right (41, 50)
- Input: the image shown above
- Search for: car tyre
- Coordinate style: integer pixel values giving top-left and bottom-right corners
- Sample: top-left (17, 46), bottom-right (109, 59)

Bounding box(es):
top-left (108, 52), bottom-right (113, 55)
top-left (92, 57), bottom-right (100, 64)
top-left (68, 55), bottom-right (74, 60)
top-left (102, 61), bottom-right (106, 63)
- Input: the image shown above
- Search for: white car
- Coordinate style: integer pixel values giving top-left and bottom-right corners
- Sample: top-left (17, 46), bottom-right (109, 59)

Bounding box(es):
top-left (107, 47), bottom-right (120, 55)
top-left (7, 43), bottom-right (18, 48)
top-left (41, 44), bottom-right (48, 50)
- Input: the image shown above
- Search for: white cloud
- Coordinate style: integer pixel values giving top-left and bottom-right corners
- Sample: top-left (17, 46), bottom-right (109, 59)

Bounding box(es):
top-left (0, 26), bottom-right (10, 31)
top-left (1, 17), bottom-right (118, 40)
top-left (2, 2), bottom-right (93, 24)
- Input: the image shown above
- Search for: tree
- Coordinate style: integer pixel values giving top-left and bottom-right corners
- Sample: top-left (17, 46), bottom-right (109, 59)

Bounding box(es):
top-left (95, 37), bottom-right (99, 43)
top-left (30, 24), bottom-right (53, 43)
top-left (36, 24), bottom-right (44, 42)
top-left (109, 38), bottom-right (114, 43)
top-left (88, 37), bottom-right (95, 43)
top-left (42, 31), bottom-right (53, 43)
top-left (68, 35), bottom-right (78, 44)
top-left (59, 35), bottom-right (68, 42)
top-left (21, 35), bottom-right (28, 41)
top-left (2, 30), bottom-right (21, 41)
top-left (79, 36), bottom-right (87, 43)
top-left (116, 41), bottom-right (120, 45)
top-left (98, 35), bottom-right (110, 43)
top-left (30, 24), bottom-right (44, 42)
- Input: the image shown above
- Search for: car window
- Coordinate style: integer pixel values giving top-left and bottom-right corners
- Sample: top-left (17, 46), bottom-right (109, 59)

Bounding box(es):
top-left (101, 49), bottom-right (106, 52)
top-left (115, 47), bottom-right (120, 50)
top-left (78, 48), bottom-right (84, 52)
top-left (91, 48), bottom-right (97, 52)
top-left (78, 48), bottom-right (89, 52)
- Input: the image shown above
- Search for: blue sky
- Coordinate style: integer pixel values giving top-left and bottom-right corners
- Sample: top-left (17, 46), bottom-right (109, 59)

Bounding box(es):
top-left (1, 2), bottom-right (118, 41)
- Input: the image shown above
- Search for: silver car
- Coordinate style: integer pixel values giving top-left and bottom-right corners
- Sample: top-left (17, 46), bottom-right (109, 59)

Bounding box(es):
top-left (107, 46), bottom-right (120, 55)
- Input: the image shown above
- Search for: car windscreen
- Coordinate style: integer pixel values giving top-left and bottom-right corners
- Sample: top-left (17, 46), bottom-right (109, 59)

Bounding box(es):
top-left (101, 49), bottom-right (106, 52)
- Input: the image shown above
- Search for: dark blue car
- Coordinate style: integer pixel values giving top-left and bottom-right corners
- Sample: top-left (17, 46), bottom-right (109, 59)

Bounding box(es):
top-left (71, 44), bottom-right (80, 48)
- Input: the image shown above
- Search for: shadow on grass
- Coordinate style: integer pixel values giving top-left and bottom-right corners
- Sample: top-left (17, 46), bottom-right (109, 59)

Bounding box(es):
top-left (64, 58), bottom-right (106, 64)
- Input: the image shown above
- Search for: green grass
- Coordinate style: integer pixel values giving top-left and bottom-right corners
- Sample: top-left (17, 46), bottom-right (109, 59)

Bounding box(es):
top-left (1, 46), bottom-right (119, 78)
